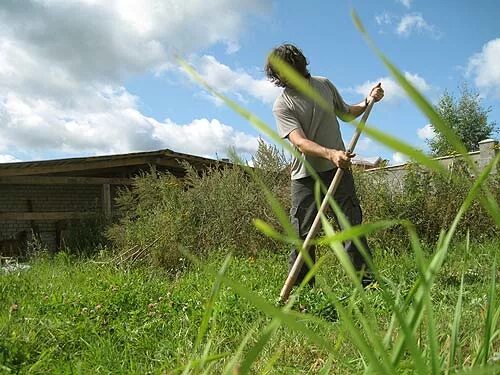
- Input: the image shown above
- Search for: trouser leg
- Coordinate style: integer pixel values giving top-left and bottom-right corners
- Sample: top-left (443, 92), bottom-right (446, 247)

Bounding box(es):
top-left (288, 169), bottom-right (372, 287)
top-left (331, 170), bottom-right (372, 272)
top-left (289, 175), bottom-right (319, 287)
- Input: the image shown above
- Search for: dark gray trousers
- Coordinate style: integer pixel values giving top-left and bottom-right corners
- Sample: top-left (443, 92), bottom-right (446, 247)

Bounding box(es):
top-left (289, 169), bottom-right (371, 286)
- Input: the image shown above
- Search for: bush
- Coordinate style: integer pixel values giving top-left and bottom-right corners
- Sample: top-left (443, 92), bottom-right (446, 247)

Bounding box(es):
top-left (107, 141), bottom-right (290, 271)
top-left (107, 138), bottom-right (497, 268)
top-left (354, 161), bottom-right (499, 250)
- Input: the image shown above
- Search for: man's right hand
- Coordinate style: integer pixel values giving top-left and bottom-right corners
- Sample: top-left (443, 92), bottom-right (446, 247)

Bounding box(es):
top-left (327, 149), bottom-right (355, 169)
top-left (288, 129), bottom-right (355, 169)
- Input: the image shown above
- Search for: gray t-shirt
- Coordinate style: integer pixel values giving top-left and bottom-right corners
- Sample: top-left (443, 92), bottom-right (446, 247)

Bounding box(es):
top-left (273, 76), bottom-right (350, 180)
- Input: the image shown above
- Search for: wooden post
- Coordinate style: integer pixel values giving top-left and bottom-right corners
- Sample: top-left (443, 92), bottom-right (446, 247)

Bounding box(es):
top-left (102, 184), bottom-right (111, 219)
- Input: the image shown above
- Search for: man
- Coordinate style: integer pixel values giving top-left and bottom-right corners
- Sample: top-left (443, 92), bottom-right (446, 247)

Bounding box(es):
top-left (265, 44), bottom-right (384, 287)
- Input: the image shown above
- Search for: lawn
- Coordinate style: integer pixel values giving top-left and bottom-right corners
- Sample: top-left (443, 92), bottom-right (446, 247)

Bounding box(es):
top-left (1, 240), bottom-right (499, 374)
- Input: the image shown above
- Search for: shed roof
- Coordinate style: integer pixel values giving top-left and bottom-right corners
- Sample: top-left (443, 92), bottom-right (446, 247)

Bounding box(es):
top-left (0, 149), bottom-right (229, 178)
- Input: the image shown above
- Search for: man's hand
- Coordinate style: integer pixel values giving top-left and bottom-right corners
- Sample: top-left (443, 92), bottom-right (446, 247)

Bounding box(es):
top-left (369, 83), bottom-right (384, 102)
top-left (327, 149), bottom-right (355, 169)
top-left (288, 128), bottom-right (355, 169)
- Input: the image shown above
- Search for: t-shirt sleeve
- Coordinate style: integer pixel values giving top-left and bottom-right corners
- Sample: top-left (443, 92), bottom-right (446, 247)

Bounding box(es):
top-left (326, 80), bottom-right (350, 116)
top-left (273, 99), bottom-right (302, 139)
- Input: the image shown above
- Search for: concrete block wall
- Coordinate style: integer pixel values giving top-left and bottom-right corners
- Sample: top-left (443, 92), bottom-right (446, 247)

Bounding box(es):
top-left (367, 139), bottom-right (498, 187)
top-left (0, 184), bottom-right (114, 251)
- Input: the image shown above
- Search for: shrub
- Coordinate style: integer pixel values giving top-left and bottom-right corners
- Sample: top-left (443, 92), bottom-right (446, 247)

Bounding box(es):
top-left (354, 161), bottom-right (499, 250)
top-left (107, 141), bottom-right (291, 270)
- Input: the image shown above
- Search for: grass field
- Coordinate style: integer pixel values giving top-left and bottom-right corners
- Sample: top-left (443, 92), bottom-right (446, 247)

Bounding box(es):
top-left (1, 240), bottom-right (499, 374)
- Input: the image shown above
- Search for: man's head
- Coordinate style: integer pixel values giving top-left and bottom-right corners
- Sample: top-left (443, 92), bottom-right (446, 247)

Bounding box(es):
top-left (265, 44), bottom-right (310, 87)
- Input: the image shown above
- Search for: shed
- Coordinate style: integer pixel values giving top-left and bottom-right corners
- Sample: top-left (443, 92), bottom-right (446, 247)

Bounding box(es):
top-left (0, 149), bottom-right (228, 254)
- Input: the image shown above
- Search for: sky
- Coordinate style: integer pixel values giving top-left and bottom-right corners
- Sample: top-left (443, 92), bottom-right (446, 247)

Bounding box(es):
top-left (0, 0), bottom-right (499, 165)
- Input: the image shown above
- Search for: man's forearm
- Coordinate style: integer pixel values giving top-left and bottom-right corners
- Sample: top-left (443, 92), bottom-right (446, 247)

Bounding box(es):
top-left (348, 99), bottom-right (368, 118)
top-left (294, 137), bottom-right (332, 159)
top-left (288, 128), bottom-right (354, 169)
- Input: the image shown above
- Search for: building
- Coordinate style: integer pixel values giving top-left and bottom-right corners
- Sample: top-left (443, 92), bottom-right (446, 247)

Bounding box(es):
top-left (0, 149), bottom-right (229, 255)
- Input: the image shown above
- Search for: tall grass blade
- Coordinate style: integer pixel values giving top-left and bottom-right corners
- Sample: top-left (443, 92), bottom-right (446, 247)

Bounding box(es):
top-left (390, 151), bottom-right (497, 368)
top-left (260, 348), bottom-right (283, 375)
top-left (351, 10), bottom-right (470, 161)
top-left (388, 226), bottom-right (435, 372)
top-left (447, 274), bottom-right (464, 374)
top-left (218, 274), bottom-right (336, 352)
top-left (352, 9), bottom-right (500, 226)
top-left (194, 254), bottom-right (232, 350)
top-left (222, 323), bottom-right (259, 375)
top-left (171, 352), bottom-right (230, 374)
top-left (473, 260), bottom-right (497, 366)
top-left (239, 319), bottom-right (280, 374)
top-left (454, 365), bottom-right (500, 375)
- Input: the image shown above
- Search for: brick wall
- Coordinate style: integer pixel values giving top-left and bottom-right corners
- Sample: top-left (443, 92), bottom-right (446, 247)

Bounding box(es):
top-left (0, 184), bottom-right (119, 251)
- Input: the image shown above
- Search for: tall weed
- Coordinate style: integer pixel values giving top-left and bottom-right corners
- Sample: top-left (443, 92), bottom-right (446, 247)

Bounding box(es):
top-left (107, 144), bottom-right (290, 270)
top-left (354, 161), bottom-right (499, 250)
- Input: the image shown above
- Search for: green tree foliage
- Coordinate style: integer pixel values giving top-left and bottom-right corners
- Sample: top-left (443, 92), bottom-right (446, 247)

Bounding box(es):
top-left (428, 85), bottom-right (497, 156)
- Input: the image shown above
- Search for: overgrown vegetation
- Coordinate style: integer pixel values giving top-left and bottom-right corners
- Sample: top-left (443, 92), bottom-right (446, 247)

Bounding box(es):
top-left (106, 145), bottom-right (498, 271)
top-left (1, 241), bottom-right (498, 373)
top-left (106, 140), bottom-right (290, 269)
top-left (355, 162), bottom-right (500, 250)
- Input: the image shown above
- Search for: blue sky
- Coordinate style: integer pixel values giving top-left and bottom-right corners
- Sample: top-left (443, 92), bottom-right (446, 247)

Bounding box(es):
top-left (0, 0), bottom-right (498, 165)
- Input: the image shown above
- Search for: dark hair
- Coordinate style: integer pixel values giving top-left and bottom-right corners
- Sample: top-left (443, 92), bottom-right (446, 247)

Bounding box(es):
top-left (265, 44), bottom-right (311, 87)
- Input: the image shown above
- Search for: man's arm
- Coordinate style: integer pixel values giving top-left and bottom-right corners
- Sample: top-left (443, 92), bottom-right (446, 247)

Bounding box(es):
top-left (346, 83), bottom-right (385, 119)
top-left (288, 128), bottom-right (354, 169)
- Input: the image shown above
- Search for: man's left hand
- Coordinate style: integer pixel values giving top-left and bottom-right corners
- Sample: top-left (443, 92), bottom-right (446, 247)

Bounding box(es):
top-left (369, 83), bottom-right (384, 102)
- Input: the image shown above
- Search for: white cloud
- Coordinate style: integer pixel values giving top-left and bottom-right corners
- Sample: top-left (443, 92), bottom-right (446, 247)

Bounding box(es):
top-left (396, 13), bottom-right (441, 38)
top-left (417, 124), bottom-right (436, 140)
top-left (0, 154), bottom-right (21, 163)
top-left (375, 12), bottom-right (394, 26)
top-left (354, 137), bottom-right (376, 152)
top-left (350, 72), bottom-right (432, 103)
top-left (396, 0), bottom-right (412, 8)
top-left (0, 0), bottom-right (268, 84)
top-left (187, 55), bottom-right (281, 105)
top-left (0, 1), bottom-right (268, 159)
top-left (391, 152), bottom-right (408, 165)
top-left (0, 91), bottom-right (259, 157)
top-left (467, 38), bottom-right (500, 99)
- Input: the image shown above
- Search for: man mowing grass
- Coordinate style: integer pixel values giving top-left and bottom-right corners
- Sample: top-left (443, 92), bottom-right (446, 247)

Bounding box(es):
top-left (265, 43), bottom-right (384, 288)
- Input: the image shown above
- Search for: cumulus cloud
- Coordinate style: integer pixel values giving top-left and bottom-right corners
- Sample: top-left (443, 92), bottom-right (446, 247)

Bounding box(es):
top-left (467, 38), bottom-right (500, 99)
top-left (349, 72), bottom-right (432, 103)
top-left (376, 11), bottom-right (440, 38)
top-left (0, 90), bottom-right (259, 157)
top-left (0, 154), bottom-right (21, 163)
top-left (417, 124), bottom-right (436, 140)
top-left (391, 152), bottom-right (408, 165)
top-left (186, 55), bottom-right (281, 105)
top-left (396, 13), bottom-right (441, 38)
top-left (0, 0), bottom-right (268, 159)
top-left (0, 0), bottom-right (268, 84)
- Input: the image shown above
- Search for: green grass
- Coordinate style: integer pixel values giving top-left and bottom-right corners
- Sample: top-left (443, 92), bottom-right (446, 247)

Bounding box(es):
top-left (1, 241), bottom-right (499, 374)
top-left (2, 10), bottom-right (499, 375)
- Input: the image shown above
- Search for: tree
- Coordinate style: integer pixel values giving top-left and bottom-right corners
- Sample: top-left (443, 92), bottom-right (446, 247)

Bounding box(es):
top-left (428, 84), bottom-right (497, 156)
